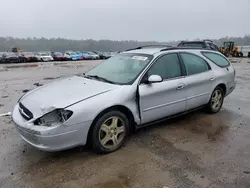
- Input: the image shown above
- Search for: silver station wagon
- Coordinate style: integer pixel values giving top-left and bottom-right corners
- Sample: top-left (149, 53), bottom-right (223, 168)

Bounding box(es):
top-left (12, 46), bottom-right (236, 154)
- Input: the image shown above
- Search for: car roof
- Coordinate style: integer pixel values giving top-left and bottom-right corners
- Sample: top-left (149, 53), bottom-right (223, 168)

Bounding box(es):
top-left (122, 46), bottom-right (219, 56)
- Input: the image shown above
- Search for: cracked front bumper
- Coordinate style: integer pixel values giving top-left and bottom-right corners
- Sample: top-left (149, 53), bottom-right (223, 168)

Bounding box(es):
top-left (12, 104), bottom-right (92, 152)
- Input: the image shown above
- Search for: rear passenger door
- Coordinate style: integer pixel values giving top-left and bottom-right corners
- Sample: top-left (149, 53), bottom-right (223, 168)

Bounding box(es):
top-left (180, 53), bottom-right (214, 110)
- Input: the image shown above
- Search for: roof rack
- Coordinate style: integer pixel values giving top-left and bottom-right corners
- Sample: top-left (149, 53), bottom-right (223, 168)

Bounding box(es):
top-left (160, 47), bottom-right (211, 52)
top-left (179, 40), bottom-right (214, 43)
top-left (203, 39), bottom-right (213, 43)
top-left (125, 45), bottom-right (172, 52)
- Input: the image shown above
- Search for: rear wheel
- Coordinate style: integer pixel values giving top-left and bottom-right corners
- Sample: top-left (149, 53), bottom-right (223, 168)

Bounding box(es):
top-left (91, 111), bottom-right (129, 154)
top-left (206, 87), bottom-right (224, 114)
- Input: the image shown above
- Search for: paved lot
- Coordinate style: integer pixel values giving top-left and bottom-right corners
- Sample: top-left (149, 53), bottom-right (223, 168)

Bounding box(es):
top-left (0, 59), bottom-right (250, 188)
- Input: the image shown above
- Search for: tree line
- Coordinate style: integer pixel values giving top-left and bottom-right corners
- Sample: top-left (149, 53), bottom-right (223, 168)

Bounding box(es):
top-left (0, 35), bottom-right (250, 52)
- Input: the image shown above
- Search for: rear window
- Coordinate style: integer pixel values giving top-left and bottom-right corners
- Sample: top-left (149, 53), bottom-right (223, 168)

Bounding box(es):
top-left (178, 42), bottom-right (205, 48)
top-left (202, 52), bottom-right (230, 67)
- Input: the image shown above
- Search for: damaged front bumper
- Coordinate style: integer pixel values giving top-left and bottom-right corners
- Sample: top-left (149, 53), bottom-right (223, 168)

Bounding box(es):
top-left (12, 104), bottom-right (92, 152)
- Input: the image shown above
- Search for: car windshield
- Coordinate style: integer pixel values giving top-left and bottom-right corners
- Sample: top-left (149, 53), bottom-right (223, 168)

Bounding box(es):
top-left (69, 52), bottom-right (76, 55)
top-left (39, 52), bottom-right (48, 56)
top-left (85, 53), bottom-right (153, 84)
top-left (5, 52), bottom-right (16, 57)
top-left (23, 52), bottom-right (34, 56)
top-left (54, 52), bottom-right (63, 56)
top-left (88, 52), bottom-right (95, 55)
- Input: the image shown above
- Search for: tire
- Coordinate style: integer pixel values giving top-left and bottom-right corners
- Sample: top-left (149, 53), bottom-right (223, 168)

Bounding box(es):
top-left (91, 110), bottom-right (129, 154)
top-left (206, 86), bottom-right (224, 114)
top-left (224, 51), bottom-right (229, 57)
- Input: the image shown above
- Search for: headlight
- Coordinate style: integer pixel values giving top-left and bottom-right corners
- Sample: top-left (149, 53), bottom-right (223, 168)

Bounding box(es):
top-left (34, 109), bottom-right (73, 127)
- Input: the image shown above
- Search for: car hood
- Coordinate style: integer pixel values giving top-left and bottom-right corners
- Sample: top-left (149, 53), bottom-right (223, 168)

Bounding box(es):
top-left (40, 55), bottom-right (52, 58)
top-left (6, 56), bottom-right (18, 58)
top-left (25, 55), bottom-right (35, 58)
top-left (20, 75), bottom-right (119, 118)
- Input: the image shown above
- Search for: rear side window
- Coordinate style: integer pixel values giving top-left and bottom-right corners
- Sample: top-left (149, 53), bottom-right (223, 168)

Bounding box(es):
top-left (180, 53), bottom-right (210, 75)
top-left (202, 52), bottom-right (230, 67)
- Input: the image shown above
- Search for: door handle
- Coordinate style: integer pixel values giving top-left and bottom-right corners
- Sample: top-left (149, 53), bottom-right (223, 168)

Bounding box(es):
top-left (176, 84), bottom-right (185, 90)
top-left (209, 77), bottom-right (215, 81)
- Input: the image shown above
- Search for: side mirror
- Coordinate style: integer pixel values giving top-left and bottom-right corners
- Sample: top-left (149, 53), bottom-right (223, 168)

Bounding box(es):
top-left (148, 75), bottom-right (163, 83)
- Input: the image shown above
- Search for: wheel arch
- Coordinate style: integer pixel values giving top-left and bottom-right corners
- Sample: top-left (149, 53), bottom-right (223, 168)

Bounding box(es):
top-left (86, 105), bottom-right (136, 146)
top-left (216, 83), bottom-right (227, 95)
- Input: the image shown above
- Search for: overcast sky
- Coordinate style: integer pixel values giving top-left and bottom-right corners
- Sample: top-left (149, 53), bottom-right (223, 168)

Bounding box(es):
top-left (0, 0), bottom-right (250, 41)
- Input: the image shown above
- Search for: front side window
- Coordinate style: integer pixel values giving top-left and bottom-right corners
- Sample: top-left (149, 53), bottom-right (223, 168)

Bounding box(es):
top-left (86, 53), bottom-right (152, 84)
top-left (202, 52), bottom-right (230, 67)
top-left (147, 53), bottom-right (182, 80)
top-left (180, 53), bottom-right (209, 75)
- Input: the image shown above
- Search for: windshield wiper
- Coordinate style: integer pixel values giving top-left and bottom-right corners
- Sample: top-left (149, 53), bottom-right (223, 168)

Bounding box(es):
top-left (84, 74), bottom-right (116, 84)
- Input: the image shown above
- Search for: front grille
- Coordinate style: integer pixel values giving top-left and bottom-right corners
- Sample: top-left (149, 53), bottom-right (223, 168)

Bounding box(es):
top-left (19, 103), bottom-right (33, 120)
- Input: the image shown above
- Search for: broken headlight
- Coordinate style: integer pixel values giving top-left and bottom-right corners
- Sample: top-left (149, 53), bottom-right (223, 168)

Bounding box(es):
top-left (34, 109), bottom-right (73, 127)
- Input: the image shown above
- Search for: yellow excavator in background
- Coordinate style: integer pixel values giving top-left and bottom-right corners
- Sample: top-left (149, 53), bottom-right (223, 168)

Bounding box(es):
top-left (12, 47), bottom-right (24, 53)
top-left (219, 41), bottom-right (243, 57)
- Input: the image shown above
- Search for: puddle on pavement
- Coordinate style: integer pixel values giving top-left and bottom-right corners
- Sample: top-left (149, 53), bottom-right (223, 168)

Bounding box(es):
top-left (136, 109), bottom-right (231, 143)
top-left (94, 174), bottom-right (131, 188)
top-left (94, 181), bottom-right (125, 188)
top-left (178, 111), bottom-right (230, 141)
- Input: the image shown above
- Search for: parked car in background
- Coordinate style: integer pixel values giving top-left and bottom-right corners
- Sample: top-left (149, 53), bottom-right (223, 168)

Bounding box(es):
top-left (36, 52), bottom-right (54, 62)
top-left (0, 52), bottom-right (4, 63)
top-left (18, 52), bottom-right (38, 62)
top-left (102, 52), bottom-right (111, 59)
top-left (51, 52), bottom-right (68, 61)
top-left (75, 51), bottom-right (91, 60)
top-left (1, 52), bottom-right (20, 63)
top-left (110, 52), bottom-right (118, 57)
top-left (178, 40), bottom-right (220, 51)
top-left (64, 51), bottom-right (82, 61)
top-left (89, 51), bottom-right (100, 59)
top-left (83, 51), bottom-right (99, 59)
top-left (93, 51), bottom-right (106, 59)
top-left (12, 46), bottom-right (236, 154)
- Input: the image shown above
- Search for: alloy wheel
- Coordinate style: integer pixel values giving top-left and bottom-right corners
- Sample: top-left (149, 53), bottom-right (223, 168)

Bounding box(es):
top-left (211, 89), bottom-right (223, 111)
top-left (99, 116), bottom-right (125, 149)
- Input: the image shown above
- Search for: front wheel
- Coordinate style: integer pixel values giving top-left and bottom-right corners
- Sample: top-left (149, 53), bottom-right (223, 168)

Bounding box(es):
top-left (91, 111), bottom-right (129, 154)
top-left (206, 87), bottom-right (224, 114)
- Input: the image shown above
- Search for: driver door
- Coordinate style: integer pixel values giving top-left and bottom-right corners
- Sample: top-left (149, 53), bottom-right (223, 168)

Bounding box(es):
top-left (139, 53), bottom-right (187, 124)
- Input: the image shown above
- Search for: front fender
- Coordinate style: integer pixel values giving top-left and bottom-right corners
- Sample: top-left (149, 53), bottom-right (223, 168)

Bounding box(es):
top-left (64, 86), bottom-right (140, 126)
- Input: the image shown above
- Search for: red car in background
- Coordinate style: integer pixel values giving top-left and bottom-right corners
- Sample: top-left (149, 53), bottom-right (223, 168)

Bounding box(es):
top-left (18, 52), bottom-right (38, 62)
top-left (51, 52), bottom-right (68, 61)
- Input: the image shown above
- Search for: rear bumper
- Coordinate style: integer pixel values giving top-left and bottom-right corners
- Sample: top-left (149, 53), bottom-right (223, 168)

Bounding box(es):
top-left (12, 104), bottom-right (92, 152)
